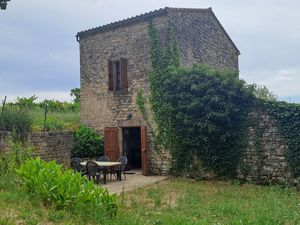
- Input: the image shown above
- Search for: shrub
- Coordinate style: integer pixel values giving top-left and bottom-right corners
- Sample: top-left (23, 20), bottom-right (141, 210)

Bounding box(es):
top-left (0, 107), bottom-right (33, 138)
top-left (16, 157), bottom-right (117, 216)
top-left (72, 125), bottom-right (104, 158)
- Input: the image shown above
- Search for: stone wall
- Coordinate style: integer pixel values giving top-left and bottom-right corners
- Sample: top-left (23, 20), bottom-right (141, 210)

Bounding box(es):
top-left (0, 131), bottom-right (73, 166)
top-left (238, 108), bottom-right (295, 184)
top-left (168, 8), bottom-right (239, 70)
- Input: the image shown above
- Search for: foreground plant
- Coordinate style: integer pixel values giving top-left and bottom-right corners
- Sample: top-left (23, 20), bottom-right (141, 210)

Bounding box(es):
top-left (16, 158), bottom-right (117, 217)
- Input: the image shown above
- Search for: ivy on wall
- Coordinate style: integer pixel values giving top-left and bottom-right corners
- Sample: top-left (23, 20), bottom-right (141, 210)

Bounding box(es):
top-left (261, 100), bottom-right (300, 177)
top-left (146, 22), bottom-right (300, 179)
top-left (148, 23), bottom-right (255, 177)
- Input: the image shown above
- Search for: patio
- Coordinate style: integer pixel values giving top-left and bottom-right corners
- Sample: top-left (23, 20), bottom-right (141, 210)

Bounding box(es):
top-left (103, 170), bottom-right (167, 194)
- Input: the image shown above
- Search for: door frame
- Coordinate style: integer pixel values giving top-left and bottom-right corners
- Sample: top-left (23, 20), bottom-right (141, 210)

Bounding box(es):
top-left (116, 119), bottom-right (148, 175)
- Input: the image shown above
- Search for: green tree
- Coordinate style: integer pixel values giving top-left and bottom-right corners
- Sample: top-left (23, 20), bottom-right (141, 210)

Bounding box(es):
top-left (16, 95), bottom-right (38, 109)
top-left (252, 84), bottom-right (277, 101)
top-left (0, 0), bottom-right (10, 10)
top-left (70, 88), bottom-right (80, 104)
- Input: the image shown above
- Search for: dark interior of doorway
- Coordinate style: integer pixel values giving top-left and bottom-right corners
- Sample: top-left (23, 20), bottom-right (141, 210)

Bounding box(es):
top-left (123, 127), bottom-right (141, 170)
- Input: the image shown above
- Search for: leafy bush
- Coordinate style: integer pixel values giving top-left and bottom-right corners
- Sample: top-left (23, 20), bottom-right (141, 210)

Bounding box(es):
top-left (16, 157), bottom-right (117, 216)
top-left (0, 107), bottom-right (33, 138)
top-left (149, 24), bottom-right (255, 177)
top-left (72, 125), bottom-right (104, 158)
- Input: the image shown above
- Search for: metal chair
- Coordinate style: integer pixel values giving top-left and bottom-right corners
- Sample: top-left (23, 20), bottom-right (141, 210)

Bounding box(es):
top-left (71, 157), bottom-right (85, 175)
top-left (86, 160), bottom-right (102, 184)
top-left (112, 156), bottom-right (128, 180)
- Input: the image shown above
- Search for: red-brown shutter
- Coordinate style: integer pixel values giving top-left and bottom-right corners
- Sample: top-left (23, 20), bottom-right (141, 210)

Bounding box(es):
top-left (108, 60), bottom-right (114, 91)
top-left (141, 126), bottom-right (148, 176)
top-left (120, 58), bottom-right (128, 89)
top-left (104, 127), bottom-right (119, 161)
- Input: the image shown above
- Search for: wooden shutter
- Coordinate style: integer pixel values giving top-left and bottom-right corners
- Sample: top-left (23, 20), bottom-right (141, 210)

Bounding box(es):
top-left (120, 58), bottom-right (128, 89)
top-left (104, 127), bottom-right (119, 161)
top-left (141, 126), bottom-right (148, 176)
top-left (108, 60), bottom-right (114, 91)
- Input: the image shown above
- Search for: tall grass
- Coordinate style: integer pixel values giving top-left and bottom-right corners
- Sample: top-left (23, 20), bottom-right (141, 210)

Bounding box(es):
top-left (0, 104), bottom-right (79, 132)
top-left (0, 107), bottom-right (33, 137)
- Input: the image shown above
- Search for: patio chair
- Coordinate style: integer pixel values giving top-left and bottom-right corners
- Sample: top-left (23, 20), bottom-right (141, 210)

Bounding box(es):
top-left (96, 155), bottom-right (110, 179)
top-left (96, 156), bottom-right (110, 162)
top-left (71, 157), bottom-right (86, 175)
top-left (112, 156), bottom-right (128, 181)
top-left (86, 160), bottom-right (102, 184)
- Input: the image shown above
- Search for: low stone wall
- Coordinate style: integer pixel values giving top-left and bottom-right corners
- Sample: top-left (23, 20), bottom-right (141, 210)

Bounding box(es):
top-left (238, 108), bottom-right (296, 184)
top-left (0, 131), bottom-right (74, 166)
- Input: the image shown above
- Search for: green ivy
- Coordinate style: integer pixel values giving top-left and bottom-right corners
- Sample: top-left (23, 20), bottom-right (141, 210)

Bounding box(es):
top-left (261, 100), bottom-right (300, 177)
top-left (148, 23), bottom-right (255, 177)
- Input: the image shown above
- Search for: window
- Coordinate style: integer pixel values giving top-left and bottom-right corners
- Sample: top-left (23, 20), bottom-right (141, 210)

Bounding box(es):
top-left (108, 58), bottom-right (128, 91)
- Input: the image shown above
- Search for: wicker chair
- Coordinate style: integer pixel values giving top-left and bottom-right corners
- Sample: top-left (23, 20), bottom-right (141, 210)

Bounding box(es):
top-left (112, 156), bottom-right (128, 181)
top-left (86, 160), bottom-right (102, 184)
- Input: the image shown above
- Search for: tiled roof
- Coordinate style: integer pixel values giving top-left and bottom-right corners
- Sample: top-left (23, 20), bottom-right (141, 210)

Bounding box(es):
top-left (76, 7), bottom-right (211, 39)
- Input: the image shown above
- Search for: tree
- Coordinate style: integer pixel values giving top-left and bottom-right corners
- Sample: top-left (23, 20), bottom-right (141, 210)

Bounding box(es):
top-left (252, 84), bottom-right (277, 101)
top-left (0, 0), bottom-right (10, 10)
top-left (70, 88), bottom-right (80, 103)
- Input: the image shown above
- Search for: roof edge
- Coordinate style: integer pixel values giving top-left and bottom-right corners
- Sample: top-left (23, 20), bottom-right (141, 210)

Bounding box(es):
top-left (76, 7), bottom-right (167, 39)
top-left (208, 10), bottom-right (240, 55)
top-left (76, 7), bottom-right (213, 40)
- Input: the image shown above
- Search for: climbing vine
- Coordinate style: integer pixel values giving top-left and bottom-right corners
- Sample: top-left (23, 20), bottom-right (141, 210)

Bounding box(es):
top-left (148, 23), bottom-right (255, 177)
top-left (261, 100), bottom-right (300, 177)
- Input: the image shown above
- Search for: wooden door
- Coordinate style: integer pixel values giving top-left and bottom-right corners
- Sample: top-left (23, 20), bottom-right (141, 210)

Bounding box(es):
top-left (104, 127), bottom-right (119, 161)
top-left (141, 126), bottom-right (148, 176)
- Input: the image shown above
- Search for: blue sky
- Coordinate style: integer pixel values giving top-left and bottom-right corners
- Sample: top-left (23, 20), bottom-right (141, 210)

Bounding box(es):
top-left (0, 0), bottom-right (299, 102)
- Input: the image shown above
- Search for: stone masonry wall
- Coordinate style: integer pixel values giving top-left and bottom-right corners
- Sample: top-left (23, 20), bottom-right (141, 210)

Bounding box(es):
top-left (168, 9), bottom-right (239, 70)
top-left (80, 15), bottom-right (172, 175)
top-left (0, 131), bottom-right (73, 166)
top-left (238, 108), bottom-right (295, 184)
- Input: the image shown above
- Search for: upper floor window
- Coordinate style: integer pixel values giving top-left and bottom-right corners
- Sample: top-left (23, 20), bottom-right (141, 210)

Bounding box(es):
top-left (108, 58), bottom-right (128, 91)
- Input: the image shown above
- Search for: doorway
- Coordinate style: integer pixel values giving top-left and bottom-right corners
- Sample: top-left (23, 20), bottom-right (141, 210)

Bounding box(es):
top-left (122, 127), bottom-right (141, 170)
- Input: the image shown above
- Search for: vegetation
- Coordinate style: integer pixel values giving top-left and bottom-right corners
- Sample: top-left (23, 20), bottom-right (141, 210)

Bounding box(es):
top-left (148, 24), bottom-right (255, 177)
top-left (16, 158), bottom-right (117, 215)
top-left (252, 84), bottom-right (277, 101)
top-left (0, 0), bottom-right (10, 10)
top-left (261, 100), bottom-right (300, 176)
top-left (0, 91), bottom-right (80, 132)
top-left (72, 125), bottom-right (104, 158)
top-left (1, 178), bottom-right (300, 224)
top-left (0, 143), bottom-right (117, 224)
top-left (0, 107), bottom-right (33, 138)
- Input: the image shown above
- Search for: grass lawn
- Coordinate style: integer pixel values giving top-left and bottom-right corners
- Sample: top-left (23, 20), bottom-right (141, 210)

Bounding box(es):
top-left (1, 177), bottom-right (300, 225)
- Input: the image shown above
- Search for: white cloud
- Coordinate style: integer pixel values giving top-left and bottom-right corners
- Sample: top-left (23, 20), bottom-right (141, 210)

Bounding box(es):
top-left (241, 67), bottom-right (300, 97)
top-left (0, 91), bottom-right (72, 103)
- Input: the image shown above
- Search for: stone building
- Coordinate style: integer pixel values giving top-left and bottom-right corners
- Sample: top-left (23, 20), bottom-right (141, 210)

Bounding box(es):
top-left (76, 7), bottom-right (239, 175)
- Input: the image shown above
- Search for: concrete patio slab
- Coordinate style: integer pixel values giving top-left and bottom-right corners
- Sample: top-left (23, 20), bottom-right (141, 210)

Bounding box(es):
top-left (102, 170), bottom-right (167, 194)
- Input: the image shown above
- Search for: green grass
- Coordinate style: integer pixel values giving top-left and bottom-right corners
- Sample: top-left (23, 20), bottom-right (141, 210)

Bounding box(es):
top-left (1, 177), bottom-right (300, 224)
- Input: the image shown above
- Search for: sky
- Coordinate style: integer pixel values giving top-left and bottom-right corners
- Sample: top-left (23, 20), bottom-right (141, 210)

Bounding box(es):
top-left (0, 0), bottom-right (299, 103)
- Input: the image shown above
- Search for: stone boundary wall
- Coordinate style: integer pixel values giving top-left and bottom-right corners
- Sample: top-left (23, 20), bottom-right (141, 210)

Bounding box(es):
top-left (238, 108), bottom-right (296, 185)
top-left (0, 131), bottom-right (74, 166)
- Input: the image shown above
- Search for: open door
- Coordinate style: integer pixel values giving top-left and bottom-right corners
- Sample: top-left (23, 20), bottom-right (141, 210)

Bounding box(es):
top-left (104, 127), bottom-right (119, 161)
top-left (141, 126), bottom-right (148, 176)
